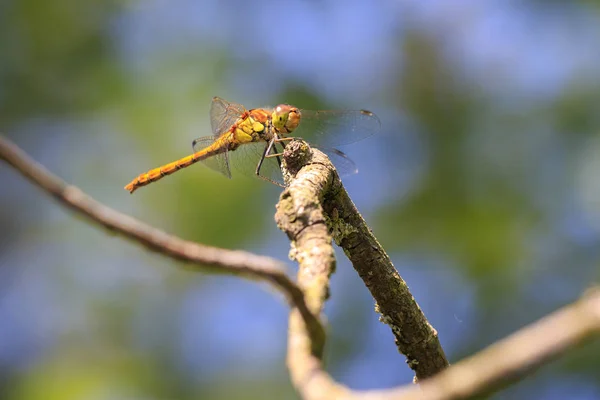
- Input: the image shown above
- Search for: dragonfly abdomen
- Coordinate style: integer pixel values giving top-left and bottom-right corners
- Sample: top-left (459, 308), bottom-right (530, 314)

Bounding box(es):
top-left (124, 143), bottom-right (229, 193)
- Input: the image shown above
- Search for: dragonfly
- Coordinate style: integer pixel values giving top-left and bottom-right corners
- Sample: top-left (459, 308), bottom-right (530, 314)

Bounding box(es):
top-left (124, 97), bottom-right (381, 193)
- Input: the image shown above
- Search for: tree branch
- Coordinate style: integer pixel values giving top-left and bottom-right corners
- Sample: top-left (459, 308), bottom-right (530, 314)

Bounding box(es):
top-left (275, 140), bottom-right (345, 398)
top-left (274, 140), bottom-right (441, 399)
top-left (276, 140), bottom-right (600, 399)
top-left (0, 135), bottom-right (324, 345)
top-left (325, 173), bottom-right (449, 379)
top-left (4, 134), bottom-right (600, 400)
top-left (279, 140), bottom-right (448, 381)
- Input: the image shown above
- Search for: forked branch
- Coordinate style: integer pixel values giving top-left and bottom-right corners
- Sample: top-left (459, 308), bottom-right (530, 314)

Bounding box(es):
top-left (275, 139), bottom-right (600, 400)
top-left (278, 140), bottom-right (448, 381)
top-left (3, 135), bottom-right (600, 400)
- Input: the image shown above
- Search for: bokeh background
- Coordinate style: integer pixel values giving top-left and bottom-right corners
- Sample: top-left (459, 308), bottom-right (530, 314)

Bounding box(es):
top-left (2, 1), bottom-right (600, 399)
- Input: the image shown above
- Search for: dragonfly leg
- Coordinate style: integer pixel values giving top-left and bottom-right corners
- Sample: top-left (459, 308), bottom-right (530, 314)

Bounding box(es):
top-left (255, 138), bottom-right (286, 187)
top-left (272, 142), bottom-right (284, 168)
top-left (265, 136), bottom-right (295, 159)
top-left (256, 139), bottom-right (276, 176)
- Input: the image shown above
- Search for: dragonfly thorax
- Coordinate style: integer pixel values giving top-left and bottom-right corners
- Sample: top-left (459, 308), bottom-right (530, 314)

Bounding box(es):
top-left (272, 104), bottom-right (301, 135)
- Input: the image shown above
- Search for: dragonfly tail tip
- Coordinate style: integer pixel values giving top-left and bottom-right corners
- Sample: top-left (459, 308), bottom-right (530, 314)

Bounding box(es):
top-left (124, 183), bottom-right (136, 194)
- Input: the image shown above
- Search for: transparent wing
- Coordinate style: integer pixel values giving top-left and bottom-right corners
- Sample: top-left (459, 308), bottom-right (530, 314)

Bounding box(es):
top-left (317, 146), bottom-right (359, 177)
top-left (192, 136), bottom-right (231, 178)
top-left (227, 141), bottom-right (285, 186)
top-left (294, 109), bottom-right (381, 148)
top-left (210, 97), bottom-right (247, 137)
top-left (228, 141), bottom-right (357, 185)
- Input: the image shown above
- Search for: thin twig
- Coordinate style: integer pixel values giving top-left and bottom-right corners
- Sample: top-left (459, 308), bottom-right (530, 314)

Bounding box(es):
top-left (367, 287), bottom-right (600, 400)
top-left (411, 286), bottom-right (600, 399)
top-left (0, 135), bottom-right (324, 344)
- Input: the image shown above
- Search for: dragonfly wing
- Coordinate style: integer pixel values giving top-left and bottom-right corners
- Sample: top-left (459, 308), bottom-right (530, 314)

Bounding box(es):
top-left (228, 141), bottom-right (285, 186)
top-left (210, 97), bottom-right (247, 137)
top-left (192, 136), bottom-right (231, 178)
top-left (316, 146), bottom-right (359, 177)
top-left (296, 109), bottom-right (381, 148)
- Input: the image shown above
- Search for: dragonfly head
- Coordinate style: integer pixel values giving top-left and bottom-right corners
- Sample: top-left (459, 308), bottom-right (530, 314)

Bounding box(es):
top-left (272, 104), bottom-right (301, 134)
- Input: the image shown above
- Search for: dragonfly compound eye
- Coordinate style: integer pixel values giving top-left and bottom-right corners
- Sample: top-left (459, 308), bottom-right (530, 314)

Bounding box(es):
top-left (285, 108), bottom-right (300, 132)
top-left (273, 105), bottom-right (292, 130)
